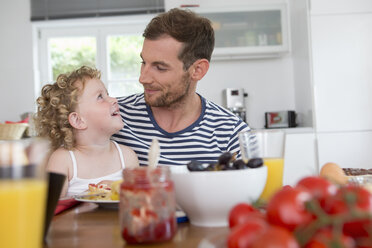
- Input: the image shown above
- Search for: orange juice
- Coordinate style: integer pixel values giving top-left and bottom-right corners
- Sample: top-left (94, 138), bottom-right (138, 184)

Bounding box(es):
top-left (0, 179), bottom-right (47, 248)
top-left (259, 158), bottom-right (284, 202)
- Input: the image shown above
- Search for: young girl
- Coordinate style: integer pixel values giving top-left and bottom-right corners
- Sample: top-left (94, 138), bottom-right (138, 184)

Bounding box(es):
top-left (35, 66), bottom-right (139, 197)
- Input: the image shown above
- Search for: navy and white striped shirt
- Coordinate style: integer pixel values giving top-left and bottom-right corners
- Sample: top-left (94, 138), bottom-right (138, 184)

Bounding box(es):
top-left (112, 93), bottom-right (250, 166)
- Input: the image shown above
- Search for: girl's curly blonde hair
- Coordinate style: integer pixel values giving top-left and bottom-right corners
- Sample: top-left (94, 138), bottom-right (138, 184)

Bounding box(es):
top-left (34, 66), bottom-right (101, 151)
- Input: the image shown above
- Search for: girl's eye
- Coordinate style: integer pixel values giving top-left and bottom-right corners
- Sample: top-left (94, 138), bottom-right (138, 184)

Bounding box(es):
top-left (97, 93), bottom-right (103, 99)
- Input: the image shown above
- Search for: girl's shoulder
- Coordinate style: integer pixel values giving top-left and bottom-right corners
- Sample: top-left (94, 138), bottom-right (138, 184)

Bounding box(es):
top-left (49, 147), bottom-right (70, 160)
top-left (116, 144), bottom-right (139, 168)
top-left (47, 148), bottom-right (72, 174)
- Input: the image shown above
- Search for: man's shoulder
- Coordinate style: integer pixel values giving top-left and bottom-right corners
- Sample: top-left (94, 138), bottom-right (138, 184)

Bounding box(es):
top-left (201, 97), bottom-right (249, 131)
top-left (203, 98), bottom-right (240, 120)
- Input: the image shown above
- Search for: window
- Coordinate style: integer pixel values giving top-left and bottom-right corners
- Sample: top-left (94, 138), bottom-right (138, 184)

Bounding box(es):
top-left (107, 35), bottom-right (144, 97)
top-left (33, 14), bottom-right (155, 98)
top-left (49, 37), bottom-right (96, 80)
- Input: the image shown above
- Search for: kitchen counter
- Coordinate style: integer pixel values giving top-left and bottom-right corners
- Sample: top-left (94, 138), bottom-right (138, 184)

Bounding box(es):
top-left (254, 127), bottom-right (314, 134)
top-left (45, 203), bottom-right (228, 248)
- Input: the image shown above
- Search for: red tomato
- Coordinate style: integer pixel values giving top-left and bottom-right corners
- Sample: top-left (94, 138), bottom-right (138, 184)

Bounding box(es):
top-left (324, 185), bottom-right (372, 238)
top-left (304, 229), bottom-right (355, 248)
top-left (227, 217), bottom-right (268, 248)
top-left (250, 225), bottom-right (300, 248)
top-left (355, 237), bottom-right (372, 248)
top-left (266, 186), bottom-right (314, 231)
top-left (228, 203), bottom-right (264, 229)
top-left (296, 176), bottom-right (338, 204)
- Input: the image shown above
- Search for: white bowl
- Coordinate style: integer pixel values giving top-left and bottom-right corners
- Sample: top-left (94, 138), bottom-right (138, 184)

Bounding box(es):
top-left (170, 166), bottom-right (267, 227)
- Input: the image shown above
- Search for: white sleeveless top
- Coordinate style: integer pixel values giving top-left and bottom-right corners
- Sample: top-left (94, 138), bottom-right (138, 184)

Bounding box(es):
top-left (67, 141), bottom-right (125, 196)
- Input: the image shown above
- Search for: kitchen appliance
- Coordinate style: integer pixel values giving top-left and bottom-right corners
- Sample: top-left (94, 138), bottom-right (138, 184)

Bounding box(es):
top-left (265, 111), bottom-right (296, 128)
top-left (223, 88), bottom-right (248, 122)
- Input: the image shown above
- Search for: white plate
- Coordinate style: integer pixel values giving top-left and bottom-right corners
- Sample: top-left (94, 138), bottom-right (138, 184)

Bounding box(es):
top-left (73, 197), bottom-right (119, 209)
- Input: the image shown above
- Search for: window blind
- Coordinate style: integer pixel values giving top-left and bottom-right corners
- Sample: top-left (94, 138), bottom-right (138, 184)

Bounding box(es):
top-left (30, 0), bottom-right (165, 21)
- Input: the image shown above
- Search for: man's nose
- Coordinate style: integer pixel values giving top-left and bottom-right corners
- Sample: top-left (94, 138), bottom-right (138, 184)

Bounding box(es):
top-left (139, 65), bottom-right (151, 85)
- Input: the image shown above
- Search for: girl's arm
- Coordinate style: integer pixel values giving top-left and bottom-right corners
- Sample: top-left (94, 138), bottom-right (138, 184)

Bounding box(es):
top-left (46, 148), bottom-right (71, 198)
top-left (120, 145), bottom-right (139, 169)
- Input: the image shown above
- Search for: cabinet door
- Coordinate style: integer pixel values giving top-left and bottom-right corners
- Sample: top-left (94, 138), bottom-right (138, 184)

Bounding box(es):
top-left (317, 131), bottom-right (372, 169)
top-left (186, 4), bottom-right (290, 59)
top-left (311, 13), bottom-right (372, 132)
top-left (283, 133), bottom-right (317, 186)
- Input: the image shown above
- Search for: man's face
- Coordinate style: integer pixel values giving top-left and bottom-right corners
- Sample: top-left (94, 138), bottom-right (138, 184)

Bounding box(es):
top-left (139, 36), bottom-right (193, 108)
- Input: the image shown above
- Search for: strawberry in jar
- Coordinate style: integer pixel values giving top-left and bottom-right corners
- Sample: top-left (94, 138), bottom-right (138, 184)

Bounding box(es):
top-left (119, 166), bottom-right (177, 244)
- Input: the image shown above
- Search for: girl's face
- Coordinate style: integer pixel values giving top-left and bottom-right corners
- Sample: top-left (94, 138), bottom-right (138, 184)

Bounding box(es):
top-left (75, 77), bottom-right (123, 136)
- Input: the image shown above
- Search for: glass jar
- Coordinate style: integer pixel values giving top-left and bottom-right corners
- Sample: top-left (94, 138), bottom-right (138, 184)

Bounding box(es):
top-left (119, 166), bottom-right (177, 244)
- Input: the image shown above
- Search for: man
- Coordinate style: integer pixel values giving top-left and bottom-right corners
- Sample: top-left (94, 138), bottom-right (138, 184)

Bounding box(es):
top-left (112, 8), bottom-right (250, 166)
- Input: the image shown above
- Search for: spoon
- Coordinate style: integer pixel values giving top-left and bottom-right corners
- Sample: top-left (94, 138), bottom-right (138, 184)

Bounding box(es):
top-left (148, 139), bottom-right (160, 168)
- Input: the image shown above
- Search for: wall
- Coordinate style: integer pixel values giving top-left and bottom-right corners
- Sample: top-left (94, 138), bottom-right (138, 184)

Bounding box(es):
top-left (198, 57), bottom-right (296, 129)
top-left (0, 0), bottom-right (35, 122)
top-left (166, 0), bottom-right (298, 129)
top-left (2, 0), bottom-right (299, 130)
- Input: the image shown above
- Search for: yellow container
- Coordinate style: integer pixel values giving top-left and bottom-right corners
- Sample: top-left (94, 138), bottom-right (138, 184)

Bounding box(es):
top-left (0, 179), bottom-right (47, 248)
top-left (259, 158), bottom-right (284, 202)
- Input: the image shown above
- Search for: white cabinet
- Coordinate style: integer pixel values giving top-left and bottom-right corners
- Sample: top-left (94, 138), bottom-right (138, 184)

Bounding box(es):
top-left (165, 1), bottom-right (290, 59)
top-left (291, 0), bottom-right (372, 169)
top-left (200, 5), bottom-right (290, 59)
top-left (283, 132), bottom-right (317, 186)
top-left (311, 12), bottom-right (372, 132)
top-left (310, 0), bottom-right (372, 15)
top-left (317, 132), bottom-right (372, 169)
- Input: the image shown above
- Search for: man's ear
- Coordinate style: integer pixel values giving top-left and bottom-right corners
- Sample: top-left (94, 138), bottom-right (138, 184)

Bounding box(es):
top-left (68, 112), bottom-right (87, 130)
top-left (190, 59), bottom-right (210, 81)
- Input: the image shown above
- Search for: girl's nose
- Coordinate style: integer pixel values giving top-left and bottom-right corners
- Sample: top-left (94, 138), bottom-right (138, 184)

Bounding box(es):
top-left (109, 96), bottom-right (118, 105)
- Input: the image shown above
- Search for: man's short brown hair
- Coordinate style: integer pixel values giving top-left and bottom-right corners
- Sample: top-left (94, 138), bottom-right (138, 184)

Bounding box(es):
top-left (143, 8), bottom-right (215, 70)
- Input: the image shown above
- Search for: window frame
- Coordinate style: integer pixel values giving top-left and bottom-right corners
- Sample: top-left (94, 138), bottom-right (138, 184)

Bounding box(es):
top-left (32, 14), bottom-right (155, 99)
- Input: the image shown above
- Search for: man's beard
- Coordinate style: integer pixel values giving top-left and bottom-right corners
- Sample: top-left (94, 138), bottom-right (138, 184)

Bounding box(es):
top-left (144, 72), bottom-right (191, 108)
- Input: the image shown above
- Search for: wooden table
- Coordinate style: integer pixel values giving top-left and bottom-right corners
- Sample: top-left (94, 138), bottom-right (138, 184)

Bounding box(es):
top-left (45, 203), bottom-right (228, 248)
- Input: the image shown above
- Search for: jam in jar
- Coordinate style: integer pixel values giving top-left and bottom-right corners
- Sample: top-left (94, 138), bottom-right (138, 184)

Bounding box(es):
top-left (119, 166), bottom-right (177, 244)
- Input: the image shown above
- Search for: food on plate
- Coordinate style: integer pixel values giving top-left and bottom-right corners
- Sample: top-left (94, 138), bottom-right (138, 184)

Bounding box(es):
top-left (319, 162), bottom-right (348, 185)
top-left (84, 179), bottom-right (123, 201)
top-left (320, 163), bottom-right (372, 193)
top-left (110, 179), bottom-right (122, 200)
top-left (88, 183), bottom-right (111, 193)
top-left (186, 152), bottom-right (263, 172)
top-left (226, 175), bottom-right (372, 248)
top-left (343, 168), bottom-right (372, 176)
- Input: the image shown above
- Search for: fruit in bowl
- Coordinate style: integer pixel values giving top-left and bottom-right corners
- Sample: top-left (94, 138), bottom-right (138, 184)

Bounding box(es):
top-left (170, 153), bottom-right (267, 227)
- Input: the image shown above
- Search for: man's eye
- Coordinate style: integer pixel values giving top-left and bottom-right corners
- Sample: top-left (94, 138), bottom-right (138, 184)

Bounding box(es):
top-left (156, 66), bottom-right (166, 71)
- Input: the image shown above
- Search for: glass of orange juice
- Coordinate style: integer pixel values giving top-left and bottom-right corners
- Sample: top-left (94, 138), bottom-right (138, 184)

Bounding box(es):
top-left (239, 130), bottom-right (285, 202)
top-left (0, 139), bottom-right (49, 248)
